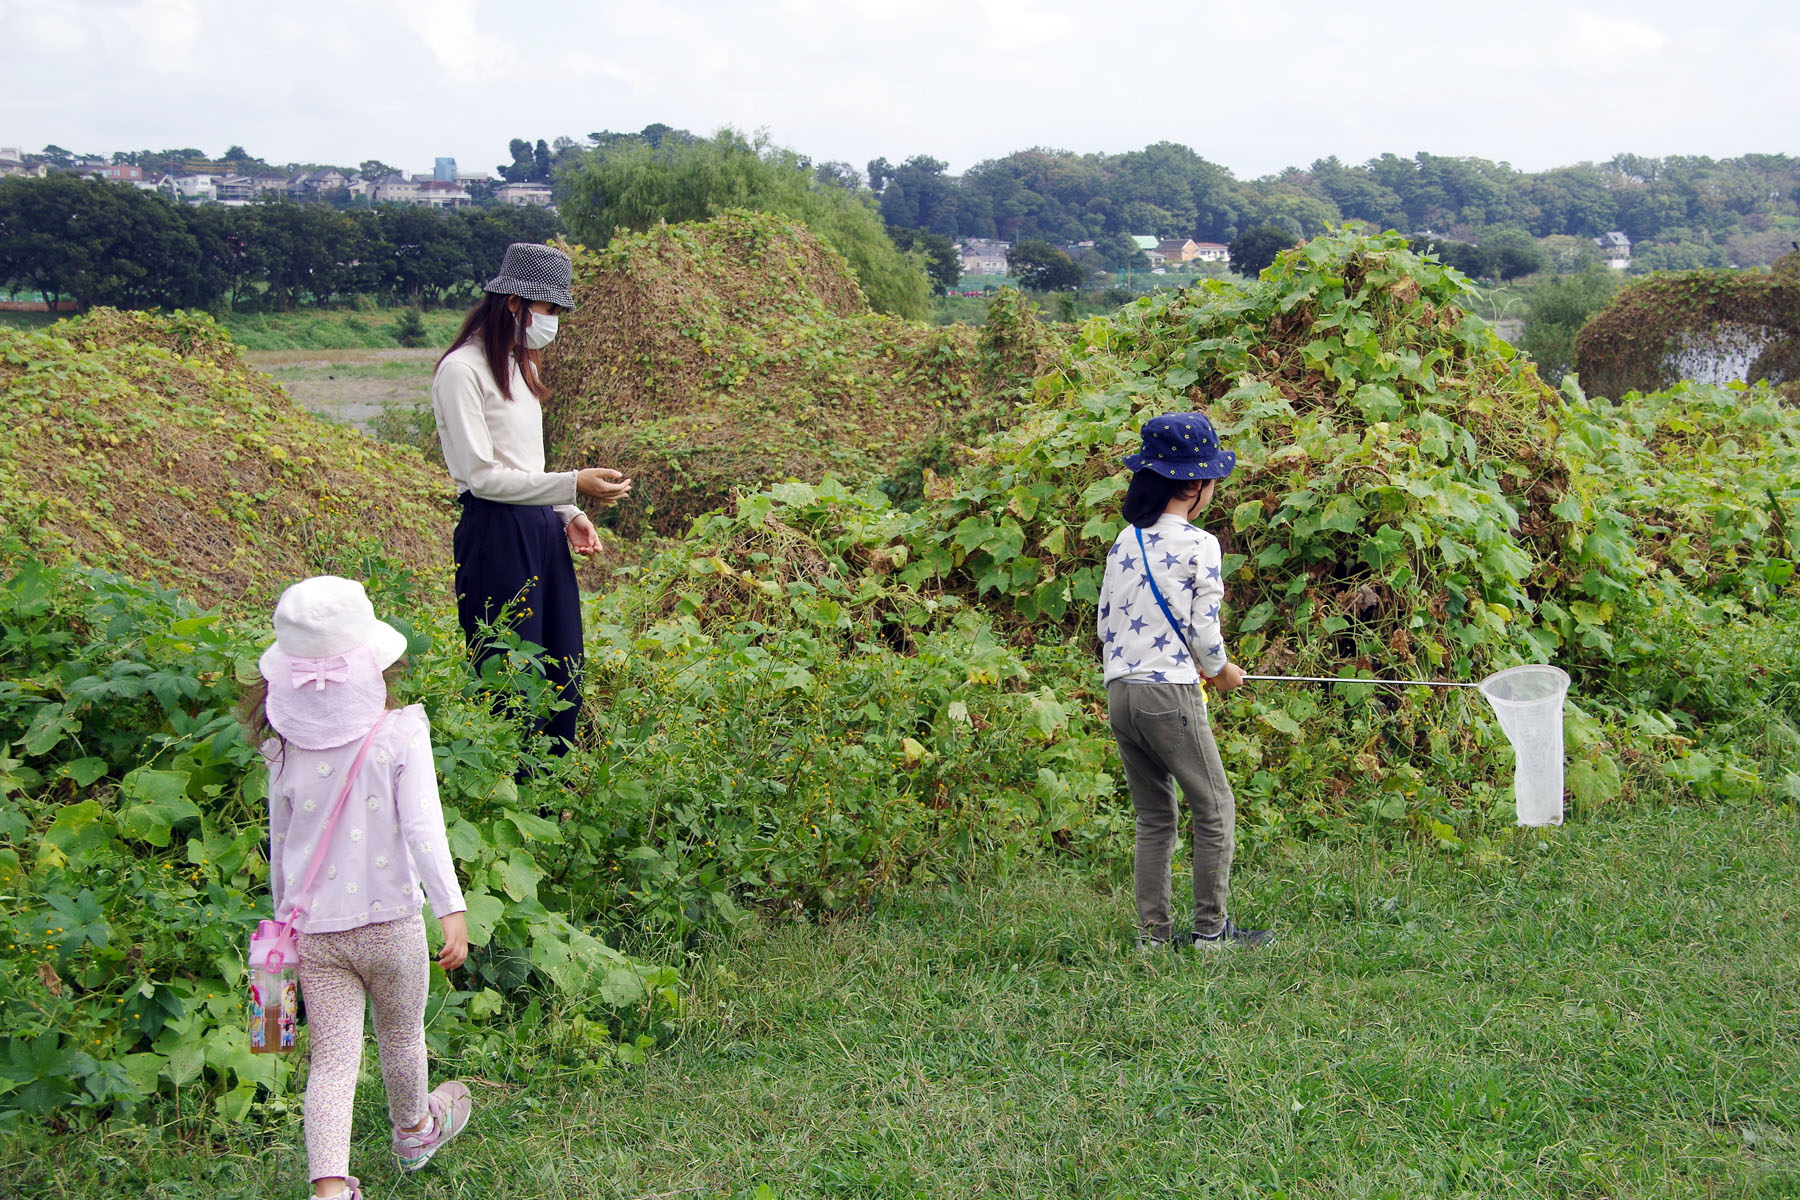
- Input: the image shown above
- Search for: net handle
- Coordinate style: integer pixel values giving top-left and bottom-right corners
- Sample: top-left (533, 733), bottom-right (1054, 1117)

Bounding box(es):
top-left (1241, 674), bottom-right (1480, 689)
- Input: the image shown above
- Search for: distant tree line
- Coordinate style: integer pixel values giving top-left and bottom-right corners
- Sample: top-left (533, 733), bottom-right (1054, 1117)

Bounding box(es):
top-left (557, 128), bottom-right (936, 319)
top-left (14, 128), bottom-right (1798, 316)
top-left (0, 176), bottom-right (561, 312)
top-left (864, 148), bottom-right (1800, 274)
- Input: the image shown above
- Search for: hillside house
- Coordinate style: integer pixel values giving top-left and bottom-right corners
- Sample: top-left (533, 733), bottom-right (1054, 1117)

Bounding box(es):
top-left (1595, 231), bottom-right (1632, 270)
top-left (0, 149), bottom-right (47, 178)
top-left (162, 174), bottom-right (217, 202)
top-left (1155, 238), bottom-right (1200, 263)
top-left (215, 174), bottom-right (287, 204)
top-left (496, 181), bottom-right (554, 207)
top-left (957, 238), bottom-right (1012, 275)
top-left (413, 179), bottom-right (472, 208)
top-left (371, 174), bottom-right (421, 205)
top-left (89, 163), bottom-right (145, 185)
top-left (1190, 242), bottom-right (1230, 263)
top-left (286, 169), bottom-right (348, 199)
top-left (214, 175), bottom-right (257, 204)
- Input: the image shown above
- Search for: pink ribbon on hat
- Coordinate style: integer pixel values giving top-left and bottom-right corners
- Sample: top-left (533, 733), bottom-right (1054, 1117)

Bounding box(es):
top-left (290, 655), bottom-right (350, 691)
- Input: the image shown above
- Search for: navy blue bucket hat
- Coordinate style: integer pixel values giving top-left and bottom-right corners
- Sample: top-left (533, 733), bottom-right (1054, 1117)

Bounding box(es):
top-left (1123, 412), bottom-right (1236, 480)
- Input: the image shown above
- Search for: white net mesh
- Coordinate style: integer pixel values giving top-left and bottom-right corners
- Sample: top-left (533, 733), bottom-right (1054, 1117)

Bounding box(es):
top-left (1478, 665), bottom-right (1571, 826)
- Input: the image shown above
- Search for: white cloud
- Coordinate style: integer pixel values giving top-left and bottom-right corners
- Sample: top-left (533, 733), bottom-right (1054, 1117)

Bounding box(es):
top-left (384, 0), bottom-right (517, 83)
top-left (0, 0), bottom-right (1792, 180)
top-left (119, 0), bottom-right (202, 70)
top-left (1569, 9), bottom-right (1669, 56)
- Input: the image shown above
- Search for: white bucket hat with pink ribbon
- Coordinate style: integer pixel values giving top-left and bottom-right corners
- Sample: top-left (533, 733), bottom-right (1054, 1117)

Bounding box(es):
top-left (257, 576), bottom-right (408, 749)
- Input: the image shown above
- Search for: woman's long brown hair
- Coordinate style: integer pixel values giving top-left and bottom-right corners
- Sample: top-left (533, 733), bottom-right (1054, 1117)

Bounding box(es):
top-left (438, 292), bottom-right (551, 402)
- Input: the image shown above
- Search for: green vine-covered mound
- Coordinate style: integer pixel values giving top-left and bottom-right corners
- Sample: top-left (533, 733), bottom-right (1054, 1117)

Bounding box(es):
top-left (540, 211), bottom-right (1059, 546)
top-left (907, 230), bottom-right (1569, 683)
top-left (0, 310), bottom-right (455, 611)
top-left (654, 230), bottom-right (1798, 833)
top-left (1573, 251), bottom-right (1800, 401)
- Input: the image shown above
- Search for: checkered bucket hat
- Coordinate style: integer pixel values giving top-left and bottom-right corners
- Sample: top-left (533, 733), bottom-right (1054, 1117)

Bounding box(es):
top-left (484, 243), bottom-right (576, 311)
top-left (1122, 412), bottom-right (1236, 480)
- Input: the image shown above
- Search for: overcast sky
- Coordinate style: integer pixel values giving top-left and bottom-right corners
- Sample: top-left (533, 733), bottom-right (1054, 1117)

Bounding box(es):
top-left (2, 0), bottom-right (1794, 180)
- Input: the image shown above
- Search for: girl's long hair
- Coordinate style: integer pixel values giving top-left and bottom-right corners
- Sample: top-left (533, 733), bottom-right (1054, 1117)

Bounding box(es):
top-left (1120, 468), bottom-right (1200, 528)
top-left (438, 292), bottom-right (550, 402)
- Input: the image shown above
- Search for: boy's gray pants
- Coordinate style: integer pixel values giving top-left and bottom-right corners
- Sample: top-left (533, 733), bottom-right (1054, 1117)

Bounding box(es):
top-left (1107, 679), bottom-right (1235, 941)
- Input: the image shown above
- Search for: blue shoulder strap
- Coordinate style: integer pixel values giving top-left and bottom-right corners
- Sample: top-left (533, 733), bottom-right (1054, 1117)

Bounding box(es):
top-left (1135, 526), bottom-right (1189, 648)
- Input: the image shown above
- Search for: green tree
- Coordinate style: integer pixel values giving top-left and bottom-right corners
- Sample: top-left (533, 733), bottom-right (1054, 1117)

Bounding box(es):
top-left (1228, 225), bottom-right (1294, 278)
top-left (1006, 239), bottom-right (1083, 291)
top-left (534, 139), bottom-right (553, 182)
top-left (0, 176), bottom-right (205, 310)
top-left (812, 161), bottom-right (862, 190)
top-left (252, 200), bottom-right (367, 309)
top-left (380, 204), bottom-right (472, 307)
top-left (1520, 269), bottom-right (1621, 383)
top-left (182, 202), bottom-right (259, 309)
top-left (1235, 181), bottom-right (1341, 239)
top-left (393, 306), bottom-right (429, 347)
top-left (1481, 229), bottom-right (1547, 280)
top-left (872, 155), bottom-right (968, 237)
top-left (1518, 166), bottom-right (1617, 238)
top-left (501, 138), bottom-right (534, 182)
top-left (558, 129), bottom-right (931, 318)
top-left (1094, 231), bottom-right (1148, 271)
top-left (457, 204), bottom-right (563, 280)
top-left (889, 227), bottom-right (961, 294)
top-left (1309, 156), bottom-right (1406, 230)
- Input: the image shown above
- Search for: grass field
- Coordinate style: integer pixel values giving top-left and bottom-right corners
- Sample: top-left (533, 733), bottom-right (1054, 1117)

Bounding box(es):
top-left (246, 348), bottom-right (438, 435)
top-left (10, 799), bottom-right (1795, 1199)
top-left (223, 308), bottom-right (466, 351)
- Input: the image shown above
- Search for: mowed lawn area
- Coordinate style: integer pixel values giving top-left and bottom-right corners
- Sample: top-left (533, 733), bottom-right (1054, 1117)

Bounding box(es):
top-left (12, 800), bottom-right (1797, 1199)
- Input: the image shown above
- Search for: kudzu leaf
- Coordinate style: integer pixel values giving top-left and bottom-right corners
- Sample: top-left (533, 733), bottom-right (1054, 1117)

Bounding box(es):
top-left (40, 799), bottom-right (119, 867)
top-left (21, 705), bottom-right (71, 757)
top-left (496, 851), bottom-right (542, 903)
top-left (461, 893), bottom-right (504, 946)
top-left (60, 757), bottom-right (108, 787)
top-left (505, 808), bottom-right (564, 844)
top-left (1257, 709), bottom-right (1302, 737)
top-left (1568, 755), bottom-right (1622, 808)
top-left (116, 769), bottom-right (201, 847)
top-left (445, 819), bottom-right (483, 862)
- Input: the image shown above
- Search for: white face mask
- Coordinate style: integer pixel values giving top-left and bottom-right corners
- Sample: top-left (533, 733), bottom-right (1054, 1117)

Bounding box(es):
top-left (522, 310), bottom-right (559, 350)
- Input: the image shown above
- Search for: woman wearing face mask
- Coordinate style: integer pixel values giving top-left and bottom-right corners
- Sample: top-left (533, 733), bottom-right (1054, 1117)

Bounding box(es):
top-left (431, 243), bottom-right (632, 752)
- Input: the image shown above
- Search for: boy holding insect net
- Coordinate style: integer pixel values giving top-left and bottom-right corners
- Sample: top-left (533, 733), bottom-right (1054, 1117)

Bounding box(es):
top-left (1098, 413), bottom-right (1272, 951)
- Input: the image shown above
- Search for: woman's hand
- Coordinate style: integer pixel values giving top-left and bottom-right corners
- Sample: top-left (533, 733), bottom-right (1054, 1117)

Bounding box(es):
top-left (437, 912), bottom-right (469, 971)
top-left (566, 513), bottom-right (602, 556)
top-left (577, 467), bottom-right (632, 504)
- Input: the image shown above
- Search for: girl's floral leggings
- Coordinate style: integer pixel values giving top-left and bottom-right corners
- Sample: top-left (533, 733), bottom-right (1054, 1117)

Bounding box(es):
top-left (296, 915), bottom-right (430, 1181)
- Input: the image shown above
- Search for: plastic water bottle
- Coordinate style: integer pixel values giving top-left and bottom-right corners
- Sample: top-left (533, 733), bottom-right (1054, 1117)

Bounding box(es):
top-left (247, 920), bottom-right (299, 1054)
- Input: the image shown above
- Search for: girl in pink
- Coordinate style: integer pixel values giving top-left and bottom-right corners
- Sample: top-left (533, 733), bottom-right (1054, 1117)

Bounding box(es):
top-left (253, 576), bottom-right (473, 1200)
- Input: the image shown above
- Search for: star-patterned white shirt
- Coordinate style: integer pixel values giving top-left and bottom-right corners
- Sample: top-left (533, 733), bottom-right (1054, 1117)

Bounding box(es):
top-left (1097, 513), bottom-right (1230, 686)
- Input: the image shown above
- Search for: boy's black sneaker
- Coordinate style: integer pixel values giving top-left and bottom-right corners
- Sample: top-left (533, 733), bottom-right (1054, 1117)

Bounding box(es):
top-left (1191, 919), bottom-right (1273, 949)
